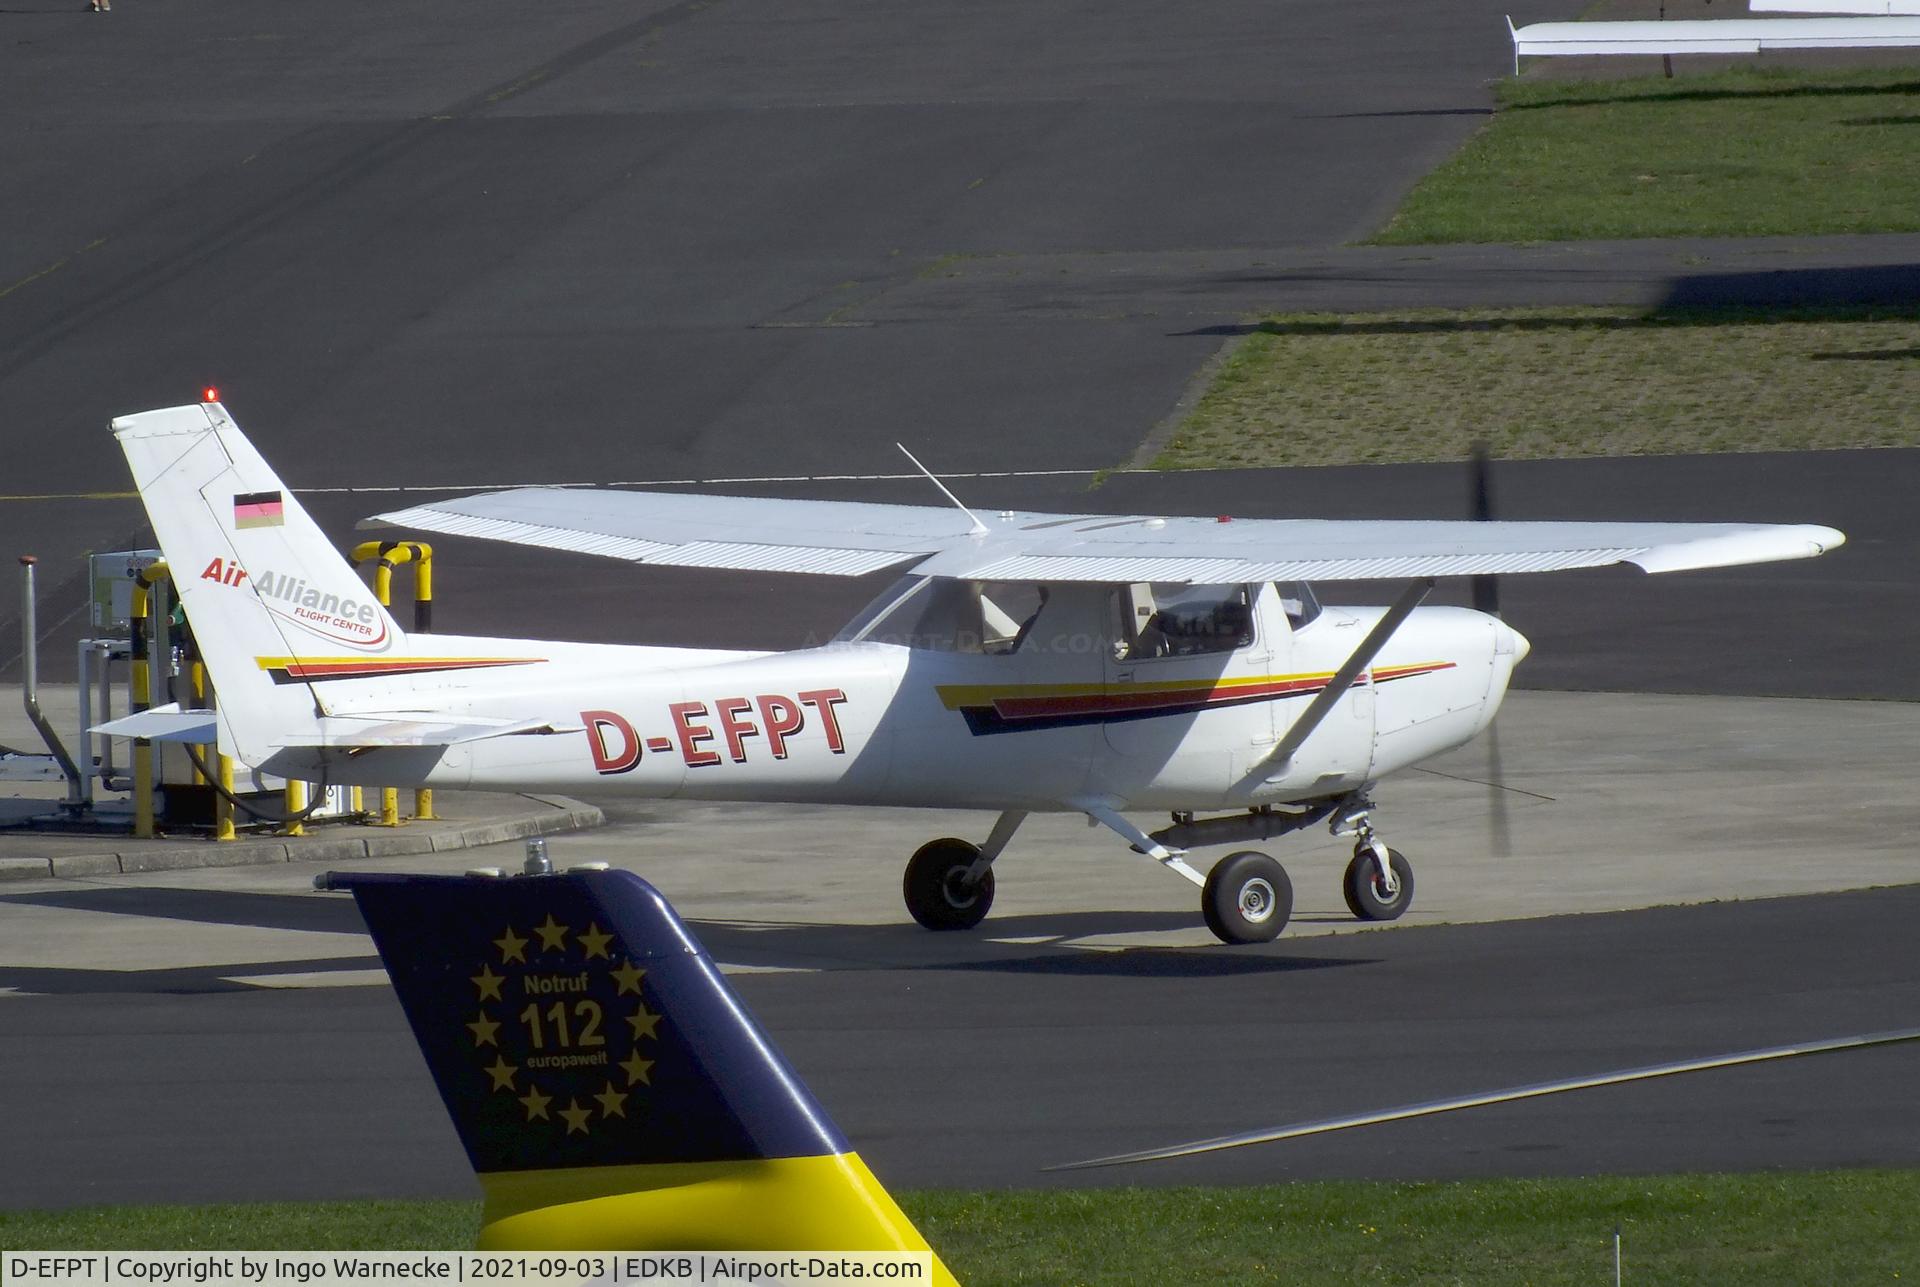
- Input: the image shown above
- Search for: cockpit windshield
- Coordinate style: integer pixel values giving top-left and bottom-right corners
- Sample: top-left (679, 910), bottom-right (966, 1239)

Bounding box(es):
top-left (836, 577), bottom-right (1050, 655)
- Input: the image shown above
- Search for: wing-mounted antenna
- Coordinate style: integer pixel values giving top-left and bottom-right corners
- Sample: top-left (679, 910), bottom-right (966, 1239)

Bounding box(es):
top-left (896, 443), bottom-right (989, 537)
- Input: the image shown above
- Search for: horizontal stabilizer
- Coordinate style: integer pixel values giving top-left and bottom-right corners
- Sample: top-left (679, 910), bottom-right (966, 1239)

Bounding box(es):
top-left (90, 704), bottom-right (219, 744)
top-left (370, 488), bottom-right (1846, 584)
top-left (285, 713), bottom-right (580, 748)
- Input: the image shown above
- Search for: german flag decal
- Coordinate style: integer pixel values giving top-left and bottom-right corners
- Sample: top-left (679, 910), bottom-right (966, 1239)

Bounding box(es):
top-left (255, 656), bottom-right (545, 685)
top-left (937, 662), bottom-right (1455, 736)
top-left (233, 490), bottom-right (285, 529)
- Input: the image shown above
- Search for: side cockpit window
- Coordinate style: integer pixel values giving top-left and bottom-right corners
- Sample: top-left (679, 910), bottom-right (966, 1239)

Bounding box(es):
top-left (837, 578), bottom-right (1050, 654)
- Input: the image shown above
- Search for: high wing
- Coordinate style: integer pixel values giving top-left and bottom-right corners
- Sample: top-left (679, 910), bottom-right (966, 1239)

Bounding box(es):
top-left (367, 489), bottom-right (1844, 583)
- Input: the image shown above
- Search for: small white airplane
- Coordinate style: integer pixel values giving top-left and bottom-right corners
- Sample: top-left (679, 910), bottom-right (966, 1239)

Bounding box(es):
top-left (108, 401), bottom-right (1844, 944)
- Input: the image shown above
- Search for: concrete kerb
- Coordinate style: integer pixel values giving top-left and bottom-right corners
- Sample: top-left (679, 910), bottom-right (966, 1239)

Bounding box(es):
top-left (0, 793), bottom-right (605, 881)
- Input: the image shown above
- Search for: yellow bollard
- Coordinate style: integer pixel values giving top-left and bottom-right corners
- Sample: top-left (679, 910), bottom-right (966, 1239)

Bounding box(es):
top-left (350, 540), bottom-right (438, 823)
top-left (284, 778), bottom-right (307, 838)
top-left (215, 752), bottom-right (236, 842)
top-left (188, 659), bottom-right (208, 787)
top-left (128, 563), bottom-right (170, 839)
top-left (399, 543), bottom-right (436, 819)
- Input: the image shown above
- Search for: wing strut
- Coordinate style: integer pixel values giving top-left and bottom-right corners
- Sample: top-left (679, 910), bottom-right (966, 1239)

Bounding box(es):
top-left (1262, 577), bottom-right (1434, 775)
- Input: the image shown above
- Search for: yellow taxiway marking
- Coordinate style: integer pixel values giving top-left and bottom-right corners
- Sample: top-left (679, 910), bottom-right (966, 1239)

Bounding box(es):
top-left (0, 238), bottom-right (107, 302)
top-left (0, 491), bottom-right (137, 502)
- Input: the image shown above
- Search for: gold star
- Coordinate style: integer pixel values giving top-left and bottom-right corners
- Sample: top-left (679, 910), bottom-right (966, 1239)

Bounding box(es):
top-left (577, 922), bottom-right (613, 960)
top-left (471, 964), bottom-right (504, 1002)
top-left (519, 1085), bottom-right (551, 1121)
top-left (533, 914), bottom-right (569, 952)
top-left (610, 960), bottom-right (646, 996)
top-left (626, 1004), bottom-right (661, 1041)
top-left (494, 927), bottom-right (528, 964)
top-left (594, 1083), bottom-right (627, 1119)
top-left (559, 1100), bottom-right (593, 1136)
top-left (467, 1011), bottom-right (500, 1048)
top-left (619, 1052), bottom-right (654, 1086)
top-left (484, 1057), bottom-right (518, 1092)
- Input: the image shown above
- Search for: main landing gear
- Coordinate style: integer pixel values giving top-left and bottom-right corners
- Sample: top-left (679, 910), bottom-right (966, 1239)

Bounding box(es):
top-left (897, 795), bottom-right (1416, 946)
top-left (901, 810), bottom-right (1026, 931)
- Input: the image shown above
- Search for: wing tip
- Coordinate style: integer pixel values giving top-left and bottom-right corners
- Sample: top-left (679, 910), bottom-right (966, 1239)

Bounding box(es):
top-left (1628, 524), bottom-right (1848, 575)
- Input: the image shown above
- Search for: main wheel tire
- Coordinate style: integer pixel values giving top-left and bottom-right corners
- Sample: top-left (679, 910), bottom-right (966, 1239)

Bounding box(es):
top-left (1202, 850), bottom-right (1293, 944)
top-left (903, 838), bottom-right (995, 931)
top-left (1343, 847), bottom-right (1414, 921)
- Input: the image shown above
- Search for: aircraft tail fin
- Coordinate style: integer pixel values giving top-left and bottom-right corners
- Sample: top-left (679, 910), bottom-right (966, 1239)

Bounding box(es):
top-left (111, 402), bottom-right (412, 764)
top-left (322, 866), bottom-right (957, 1282)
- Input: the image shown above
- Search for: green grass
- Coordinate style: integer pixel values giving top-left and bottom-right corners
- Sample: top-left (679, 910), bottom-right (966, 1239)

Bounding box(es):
top-left (6, 1172), bottom-right (1920, 1285)
top-left (1152, 305), bottom-right (1920, 469)
top-left (1373, 66), bottom-right (1920, 243)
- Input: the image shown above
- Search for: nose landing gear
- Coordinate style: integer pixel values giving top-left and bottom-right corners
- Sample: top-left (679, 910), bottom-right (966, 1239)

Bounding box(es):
top-left (1334, 801), bottom-right (1415, 922)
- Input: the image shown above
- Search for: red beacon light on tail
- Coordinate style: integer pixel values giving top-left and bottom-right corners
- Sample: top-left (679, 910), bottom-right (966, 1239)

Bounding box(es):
top-left (201, 386), bottom-right (220, 404)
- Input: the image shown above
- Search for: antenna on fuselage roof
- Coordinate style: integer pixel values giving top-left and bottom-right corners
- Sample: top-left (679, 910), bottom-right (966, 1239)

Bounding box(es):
top-left (896, 442), bottom-right (989, 536)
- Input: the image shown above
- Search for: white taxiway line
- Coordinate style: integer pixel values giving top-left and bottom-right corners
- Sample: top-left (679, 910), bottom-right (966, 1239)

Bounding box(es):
top-left (1051, 1025), bottom-right (1920, 1170)
top-left (222, 969), bottom-right (392, 989)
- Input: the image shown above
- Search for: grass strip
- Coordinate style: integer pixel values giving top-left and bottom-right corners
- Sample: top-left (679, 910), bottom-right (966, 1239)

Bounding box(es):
top-left (4, 1171), bottom-right (1919, 1285)
top-left (1153, 305), bottom-right (1920, 469)
top-left (1373, 66), bottom-right (1920, 244)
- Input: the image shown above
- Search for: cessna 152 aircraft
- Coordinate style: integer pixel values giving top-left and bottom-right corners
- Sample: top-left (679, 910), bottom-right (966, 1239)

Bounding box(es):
top-left (108, 401), bottom-right (1844, 944)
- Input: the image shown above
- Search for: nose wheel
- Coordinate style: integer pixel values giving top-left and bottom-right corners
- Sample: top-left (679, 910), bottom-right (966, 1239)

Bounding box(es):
top-left (1343, 844), bottom-right (1414, 921)
top-left (1330, 798), bottom-right (1416, 922)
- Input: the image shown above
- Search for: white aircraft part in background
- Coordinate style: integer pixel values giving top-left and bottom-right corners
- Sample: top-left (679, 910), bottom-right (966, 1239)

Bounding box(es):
top-left (1750, 0), bottom-right (1920, 13)
top-left (109, 402), bottom-right (1844, 945)
top-left (1507, 14), bottom-right (1920, 67)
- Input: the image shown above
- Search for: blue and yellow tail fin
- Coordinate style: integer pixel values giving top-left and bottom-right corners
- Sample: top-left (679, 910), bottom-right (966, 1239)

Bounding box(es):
top-left (322, 867), bottom-right (956, 1283)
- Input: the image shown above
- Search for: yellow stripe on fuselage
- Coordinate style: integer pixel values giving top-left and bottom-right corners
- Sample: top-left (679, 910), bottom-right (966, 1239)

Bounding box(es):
top-left (478, 1152), bottom-right (958, 1286)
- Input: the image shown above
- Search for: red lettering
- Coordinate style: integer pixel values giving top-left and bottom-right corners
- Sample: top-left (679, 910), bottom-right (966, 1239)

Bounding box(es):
top-left (757, 694), bottom-right (803, 760)
top-left (670, 701), bottom-right (722, 768)
top-left (199, 557), bottom-right (226, 583)
top-left (797, 689), bottom-right (849, 755)
top-left (229, 564), bottom-right (249, 586)
top-left (714, 697), bottom-right (758, 763)
top-left (580, 709), bottom-right (641, 775)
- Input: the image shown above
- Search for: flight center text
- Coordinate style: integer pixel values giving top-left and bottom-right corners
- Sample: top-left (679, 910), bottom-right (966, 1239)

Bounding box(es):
top-left (581, 690), bottom-right (849, 775)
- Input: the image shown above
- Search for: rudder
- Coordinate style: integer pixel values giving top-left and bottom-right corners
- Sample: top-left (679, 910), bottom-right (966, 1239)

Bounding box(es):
top-left (111, 402), bottom-right (408, 764)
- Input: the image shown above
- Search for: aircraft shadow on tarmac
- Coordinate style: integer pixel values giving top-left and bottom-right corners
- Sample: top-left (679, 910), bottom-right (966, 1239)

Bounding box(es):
top-left (1, 886), bottom-right (366, 934)
top-left (0, 888), bottom-right (1378, 986)
top-left (682, 911), bottom-right (1379, 978)
top-left (0, 956), bottom-right (387, 996)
